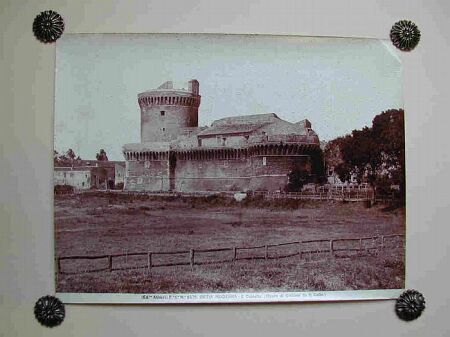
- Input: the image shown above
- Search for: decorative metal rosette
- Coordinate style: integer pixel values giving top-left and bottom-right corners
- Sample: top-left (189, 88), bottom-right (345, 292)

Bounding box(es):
top-left (32, 10), bottom-right (64, 43)
top-left (34, 295), bottom-right (65, 327)
top-left (390, 20), bottom-right (421, 51)
top-left (395, 289), bottom-right (425, 321)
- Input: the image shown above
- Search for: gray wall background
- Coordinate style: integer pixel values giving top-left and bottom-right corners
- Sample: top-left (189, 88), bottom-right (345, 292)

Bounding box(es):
top-left (0, 0), bottom-right (449, 336)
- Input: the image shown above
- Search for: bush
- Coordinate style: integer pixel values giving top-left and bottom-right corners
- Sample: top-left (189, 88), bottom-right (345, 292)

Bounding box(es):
top-left (374, 176), bottom-right (402, 202)
top-left (286, 169), bottom-right (309, 192)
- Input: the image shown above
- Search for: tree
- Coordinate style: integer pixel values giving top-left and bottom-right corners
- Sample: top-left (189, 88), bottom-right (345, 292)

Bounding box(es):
top-left (326, 109), bottom-right (405, 198)
top-left (324, 138), bottom-right (347, 182)
top-left (54, 148), bottom-right (80, 167)
top-left (372, 109), bottom-right (405, 195)
top-left (66, 148), bottom-right (76, 161)
top-left (96, 149), bottom-right (109, 161)
top-left (339, 127), bottom-right (380, 185)
top-left (323, 138), bottom-right (344, 170)
top-left (53, 150), bottom-right (59, 166)
top-left (310, 148), bottom-right (326, 184)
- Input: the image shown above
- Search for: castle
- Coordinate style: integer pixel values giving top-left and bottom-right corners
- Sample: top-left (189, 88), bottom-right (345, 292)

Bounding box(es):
top-left (122, 80), bottom-right (323, 192)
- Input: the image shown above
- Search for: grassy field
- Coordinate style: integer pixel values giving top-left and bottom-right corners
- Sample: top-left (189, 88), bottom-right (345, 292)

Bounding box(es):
top-left (55, 192), bottom-right (405, 293)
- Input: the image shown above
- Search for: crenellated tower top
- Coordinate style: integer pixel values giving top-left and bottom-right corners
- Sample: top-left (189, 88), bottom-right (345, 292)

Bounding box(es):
top-left (138, 79), bottom-right (201, 143)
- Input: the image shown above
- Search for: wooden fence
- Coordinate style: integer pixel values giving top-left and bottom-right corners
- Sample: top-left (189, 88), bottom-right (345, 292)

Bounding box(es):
top-left (56, 234), bottom-right (404, 275)
top-left (72, 189), bottom-right (399, 204)
top-left (251, 190), bottom-right (374, 202)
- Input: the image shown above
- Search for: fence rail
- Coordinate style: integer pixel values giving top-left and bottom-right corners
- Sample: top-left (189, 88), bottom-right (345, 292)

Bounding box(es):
top-left (56, 234), bottom-right (404, 275)
top-left (67, 189), bottom-right (402, 205)
top-left (56, 182), bottom-right (408, 205)
top-left (251, 190), bottom-right (380, 202)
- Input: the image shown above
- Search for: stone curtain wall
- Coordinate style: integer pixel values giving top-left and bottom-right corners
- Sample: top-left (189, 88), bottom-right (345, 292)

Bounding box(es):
top-left (125, 158), bottom-right (170, 191)
top-left (175, 158), bottom-right (251, 191)
top-left (123, 145), bottom-right (318, 192)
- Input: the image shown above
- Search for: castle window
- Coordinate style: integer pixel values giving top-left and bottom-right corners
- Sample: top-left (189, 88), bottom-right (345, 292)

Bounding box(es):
top-left (162, 127), bottom-right (165, 131)
top-left (262, 156), bottom-right (267, 166)
top-left (160, 110), bottom-right (165, 116)
top-left (198, 139), bottom-right (202, 147)
top-left (222, 137), bottom-right (227, 146)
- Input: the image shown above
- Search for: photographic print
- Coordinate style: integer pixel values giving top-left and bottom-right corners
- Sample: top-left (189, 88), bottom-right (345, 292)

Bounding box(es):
top-left (54, 34), bottom-right (405, 303)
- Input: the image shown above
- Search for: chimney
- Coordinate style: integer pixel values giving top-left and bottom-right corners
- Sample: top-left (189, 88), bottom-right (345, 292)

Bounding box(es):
top-left (188, 79), bottom-right (199, 95)
top-left (296, 119), bottom-right (312, 129)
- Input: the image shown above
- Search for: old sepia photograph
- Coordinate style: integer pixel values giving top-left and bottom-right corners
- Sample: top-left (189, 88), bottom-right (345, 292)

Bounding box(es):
top-left (54, 34), bottom-right (405, 303)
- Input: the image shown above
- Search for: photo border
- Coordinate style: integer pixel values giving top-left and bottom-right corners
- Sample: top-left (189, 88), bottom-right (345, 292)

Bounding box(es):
top-left (57, 289), bottom-right (404, 304)
top-left (54, 33), bottom-right (406, 304)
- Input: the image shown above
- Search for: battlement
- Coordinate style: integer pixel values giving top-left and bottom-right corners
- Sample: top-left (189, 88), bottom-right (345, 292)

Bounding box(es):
top-left (138, 94), bottom-right (201, 109)
top-left (139, 79), bottom-right (201, 143)
top-left (138, 79), bottom-right (201, 110)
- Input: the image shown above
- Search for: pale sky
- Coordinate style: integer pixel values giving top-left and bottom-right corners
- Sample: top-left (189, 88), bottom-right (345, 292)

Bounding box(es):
top-left (55, 34), bottom-right (402, 161)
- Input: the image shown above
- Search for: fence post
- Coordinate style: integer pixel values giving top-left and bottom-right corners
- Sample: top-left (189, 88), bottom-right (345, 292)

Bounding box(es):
top-left (147, 252), bottom-right (152, 273)
top-left (232, 247), bottom-right (237, 261)
top-left (108, 255), bottom-right (113, 272)
top-left (299, 242), bottom-right (303, 259)
top-left (359, 238), bottom-right (363, 254)
top-left (330, 240), bottom-right (334, 257)
top-left (381, 236), bottom-right (385, 249)
top-left (56, 257), bottom-right (61, 274)
top-left (125, 249), bottom-right (128, 264)
top-left (265, 245), bottom-right (269, 259)
top-left (189, 249), bottom-right (195, 268)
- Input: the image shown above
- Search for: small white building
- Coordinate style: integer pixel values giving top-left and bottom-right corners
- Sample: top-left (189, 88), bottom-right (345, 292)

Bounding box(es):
top-left (54, 167), bottom-right (98, 190)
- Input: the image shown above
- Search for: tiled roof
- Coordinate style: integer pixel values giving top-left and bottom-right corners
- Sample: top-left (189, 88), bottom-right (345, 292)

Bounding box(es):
top-left (197, 123), bottom-right (266, 137)
top-left (212, 113), bottom-right (280, 126)
top-left (197, 113), bottom-right (281, 137)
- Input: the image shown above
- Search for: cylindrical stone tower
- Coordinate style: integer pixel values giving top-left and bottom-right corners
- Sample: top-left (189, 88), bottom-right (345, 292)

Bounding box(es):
top-left (138, 79), bottom-right (201, 142)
